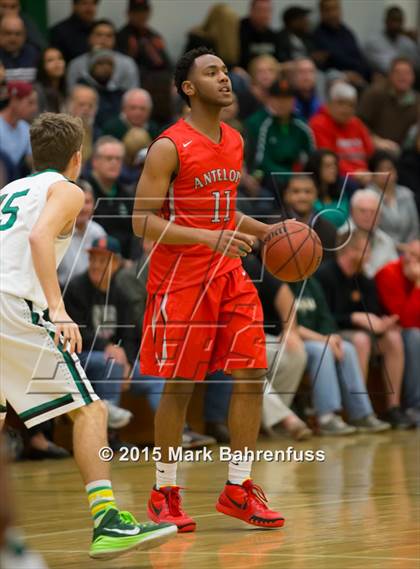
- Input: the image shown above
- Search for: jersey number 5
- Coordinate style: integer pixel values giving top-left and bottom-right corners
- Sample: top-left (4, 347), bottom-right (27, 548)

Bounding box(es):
top-left (211, 190), bottom-right (231, 223)
top-left (0, 189), bottom-right (30, 231)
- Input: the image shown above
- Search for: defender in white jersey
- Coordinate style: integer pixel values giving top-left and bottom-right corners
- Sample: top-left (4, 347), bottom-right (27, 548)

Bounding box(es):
top-left (0, 169), bottom-right (98, 425)
top-left (0, 113), bottom-right (176, 560)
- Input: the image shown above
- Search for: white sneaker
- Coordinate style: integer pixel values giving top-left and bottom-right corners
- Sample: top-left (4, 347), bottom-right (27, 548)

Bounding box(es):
top-left (1, 529), bottom-right (48, 569)
top-left (0, 549), bottom-right (48, 569)
top-left (105, 401), bottom-right (133, 429)
top-left (319, 415), bottom-right (357, 436)
top-left (349, 414), bottom-right (391, 433)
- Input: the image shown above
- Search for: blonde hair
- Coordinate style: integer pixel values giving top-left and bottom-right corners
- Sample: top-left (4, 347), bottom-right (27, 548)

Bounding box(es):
top-left (122, 127), bottom-right (151, 166)
top-left (248, 54), bottom-right (280, 82)
top-left (191, 4), bottom-right (239, 66)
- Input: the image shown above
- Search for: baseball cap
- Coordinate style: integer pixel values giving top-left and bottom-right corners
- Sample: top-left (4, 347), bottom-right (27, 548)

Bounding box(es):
top-left (7, 81), bottom-right (33, 99)
top-left (128, 0), bottom-right (150, 11)
top-left (283, 6), bottom-right (311, 26)
top-left (268, 77), bottom-right (294, 98)
top-left (88, 235), bottom-right (121, 255)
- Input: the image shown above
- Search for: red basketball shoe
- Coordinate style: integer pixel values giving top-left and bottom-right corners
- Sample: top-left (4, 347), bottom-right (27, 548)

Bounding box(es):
top-left (147, 486), bottom-right (196, 533)
top-left (216, 479), bottom-right (285, 528)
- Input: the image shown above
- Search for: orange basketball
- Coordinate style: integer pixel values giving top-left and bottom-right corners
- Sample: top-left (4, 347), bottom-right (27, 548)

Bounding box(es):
top-left (262, 220), bottom-right (323, 282)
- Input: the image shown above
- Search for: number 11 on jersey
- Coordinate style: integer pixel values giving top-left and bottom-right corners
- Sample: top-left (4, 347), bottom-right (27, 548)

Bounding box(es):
top-left (211, 190), bottom-right (231, 223)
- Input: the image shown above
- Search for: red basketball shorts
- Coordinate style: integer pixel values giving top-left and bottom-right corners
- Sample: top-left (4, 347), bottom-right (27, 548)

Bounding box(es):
top-left (140, 266), bottom-right (267, 380)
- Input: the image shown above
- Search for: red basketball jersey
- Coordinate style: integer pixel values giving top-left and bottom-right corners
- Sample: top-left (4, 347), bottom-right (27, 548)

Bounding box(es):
top-left (147, 118), bottom-right (243, 294)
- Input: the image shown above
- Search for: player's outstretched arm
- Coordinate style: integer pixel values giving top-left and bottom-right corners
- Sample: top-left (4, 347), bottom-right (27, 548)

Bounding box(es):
top-left (132, 138), bottom-right (254, 258)
top-left (29, 181), bottom-right (84, 354)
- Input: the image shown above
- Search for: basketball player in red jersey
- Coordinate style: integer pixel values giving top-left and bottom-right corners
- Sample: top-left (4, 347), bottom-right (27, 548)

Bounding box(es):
top-left (133, 47), bottom-right (284, 531)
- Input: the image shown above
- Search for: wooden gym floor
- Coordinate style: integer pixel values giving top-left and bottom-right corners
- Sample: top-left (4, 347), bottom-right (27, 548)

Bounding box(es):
top-left (12, 431), bottom-right (420, 569)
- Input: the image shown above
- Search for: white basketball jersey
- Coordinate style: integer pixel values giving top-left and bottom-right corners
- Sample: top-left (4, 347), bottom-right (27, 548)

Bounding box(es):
top-left (0, 170), bottom-right (73, 310)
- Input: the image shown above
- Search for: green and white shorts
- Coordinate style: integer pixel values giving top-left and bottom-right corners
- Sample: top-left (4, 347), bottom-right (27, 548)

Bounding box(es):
top-left (0, 292), bottom-right (98, 428)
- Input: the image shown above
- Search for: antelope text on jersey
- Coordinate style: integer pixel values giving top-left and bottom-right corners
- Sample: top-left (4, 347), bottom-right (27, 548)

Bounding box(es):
top-left (194, 169), bottom-right (241, 189)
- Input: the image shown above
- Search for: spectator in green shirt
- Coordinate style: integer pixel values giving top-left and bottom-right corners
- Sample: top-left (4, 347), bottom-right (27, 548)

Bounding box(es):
top-left (245, 76), bottom-right (315, 196)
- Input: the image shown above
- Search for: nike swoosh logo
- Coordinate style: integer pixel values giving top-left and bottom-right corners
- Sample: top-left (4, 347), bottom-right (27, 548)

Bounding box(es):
top-left (183, 140), bottom-right (192, 148)
top-left (227, 495), bottom-right (246, 510)
top-left (103, 527), bottom-right (141, 536)
top-left (151, 503), bottom-right (162, 516)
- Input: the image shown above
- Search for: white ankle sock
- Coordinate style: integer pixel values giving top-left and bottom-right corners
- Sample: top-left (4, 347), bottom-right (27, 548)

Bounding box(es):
top-left (228, 459), bottom-right (252, 485)
top-left (156, 462), bottom-right (177, 489)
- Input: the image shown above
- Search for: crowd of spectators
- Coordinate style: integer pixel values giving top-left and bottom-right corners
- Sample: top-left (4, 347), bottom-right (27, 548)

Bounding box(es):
top-left (1, 0), bottom-right (419, 458)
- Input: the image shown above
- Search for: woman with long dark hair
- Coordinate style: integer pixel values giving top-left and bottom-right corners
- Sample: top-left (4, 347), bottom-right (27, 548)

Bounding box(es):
top-left (305, 149), bottom-right (350, 228)
top-left (35, 47), bottom-right (67, 113)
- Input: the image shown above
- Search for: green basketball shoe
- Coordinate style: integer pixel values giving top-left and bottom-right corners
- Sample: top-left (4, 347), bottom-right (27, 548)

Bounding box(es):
top-left (89, 508), bottom-right (177, 560)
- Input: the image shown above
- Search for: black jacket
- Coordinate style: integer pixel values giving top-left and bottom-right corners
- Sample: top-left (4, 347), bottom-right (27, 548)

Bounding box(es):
top-left (65, 271), bottom-right (139, 364)
top-left (87, 174), bottom-right (136, 259)
top-left (77, 78), bottom-right (123, 129)
top-left (239, 17), bottom-right (279, 70)
top-left (313, 22), bottom-right (371, 79)
top-left (398, 149), bottom-right (420, 216)
top-left (316, 259), bottom-right (381, 329)
top-left (116, 25), bottom-right (171, 72)
top-left (276, 29), bottom-right (316, 62)
top-left (50, 13), bottom-right (92, 62)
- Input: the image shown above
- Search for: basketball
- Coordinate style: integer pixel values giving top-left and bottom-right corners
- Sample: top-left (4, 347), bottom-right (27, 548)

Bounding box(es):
top-left (262, 220), bottom-right (323, 282)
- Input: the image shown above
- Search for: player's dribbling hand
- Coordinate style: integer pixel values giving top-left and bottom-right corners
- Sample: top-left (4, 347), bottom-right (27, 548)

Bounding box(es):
top-left (50, 306), bottom-right (82, 354)
top-left (261, 219), bottom-right (290, 243)
top-left (203, 229), bottom-right (255, 258)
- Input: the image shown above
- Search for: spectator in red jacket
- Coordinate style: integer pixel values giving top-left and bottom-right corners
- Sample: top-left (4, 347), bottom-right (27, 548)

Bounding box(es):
top-left (310, 81), bottom-right (374, 186)
top-left (375, 240), bottom-right (420, 424)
